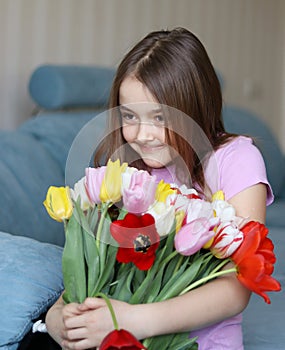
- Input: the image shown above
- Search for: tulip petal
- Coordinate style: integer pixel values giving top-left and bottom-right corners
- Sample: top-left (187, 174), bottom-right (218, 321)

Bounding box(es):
top-left (99, 329), bottom-right (146, 349)
top-left (232, 221), bottom-right (281, 303)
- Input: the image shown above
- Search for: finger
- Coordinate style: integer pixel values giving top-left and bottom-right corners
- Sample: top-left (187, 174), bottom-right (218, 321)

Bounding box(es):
top-left (62, 326), bottom-right (89, 341)
top-left (79, 297), bottom-right (106, 310)
top-left (62, 338), bottom-right (95, 350)
top-left (63, 302), bottom-right (83, 316)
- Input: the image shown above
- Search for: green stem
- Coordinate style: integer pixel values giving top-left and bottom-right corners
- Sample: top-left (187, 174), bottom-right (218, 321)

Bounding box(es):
top-left (180, 267), bottom-right (237, 295)
top-left (95, 292), bottom-right (119, 330)
top-left (142, 337), bottom-right (152, 347)
top-left (96, 203), bottom-right (109, 249)
top-left (159, 250), bottom-right (178, 269)
top-left (211, 257), bottom-right (232, 275)
top-left (173, 254), bottom-right (184, 275)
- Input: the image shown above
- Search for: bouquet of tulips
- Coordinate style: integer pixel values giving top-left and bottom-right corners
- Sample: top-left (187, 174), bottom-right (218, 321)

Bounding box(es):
top-left (44, 159), bottom-right (281, 350)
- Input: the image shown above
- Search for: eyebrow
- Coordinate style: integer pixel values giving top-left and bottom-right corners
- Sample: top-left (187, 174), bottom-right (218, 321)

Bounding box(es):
top-left (119, 105), bottom-right (162, 113)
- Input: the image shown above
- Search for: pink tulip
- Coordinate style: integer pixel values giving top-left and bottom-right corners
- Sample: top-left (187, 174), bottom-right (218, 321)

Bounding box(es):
top-left (122, 170), bottom-right (157, 214)
top-left (174, 217), bottom-right (219, 256)
top-left (85, 166), bottom-right (106, 204)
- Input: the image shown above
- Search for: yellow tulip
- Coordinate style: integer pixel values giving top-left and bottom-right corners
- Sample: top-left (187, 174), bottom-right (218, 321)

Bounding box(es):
top-left (43, 186), bottom-right (73, 222)
top-left (155, 180), bottom-right (176, 203)
top-left (99, 159), bottom-right (128, 204)
top-left (212, 190), bottom-right (225, 201)
top-left (175, 210), bottom-right (185, 233)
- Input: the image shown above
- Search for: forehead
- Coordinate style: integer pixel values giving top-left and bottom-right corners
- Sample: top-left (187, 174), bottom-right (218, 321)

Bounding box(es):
top-left (119, 76), bottom-right (157, 105)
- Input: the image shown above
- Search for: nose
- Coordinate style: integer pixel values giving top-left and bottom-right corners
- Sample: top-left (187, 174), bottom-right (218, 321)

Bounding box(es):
top-left (136, 122), bottom-right (155, 141)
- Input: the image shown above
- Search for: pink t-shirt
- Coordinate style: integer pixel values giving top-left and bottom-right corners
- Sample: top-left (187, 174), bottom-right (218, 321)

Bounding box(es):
top-left (152, 136), bottom-right (273, 204)
top-left (204, 135), bottom-right (273, 205)
top-left (151, 136), bottom-right (273, 349)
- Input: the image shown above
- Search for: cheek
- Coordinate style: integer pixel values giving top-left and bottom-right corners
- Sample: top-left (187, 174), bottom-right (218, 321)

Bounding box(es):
top-left (122, 125), bottom-right (138, 142)
top-left (159, 129), bottom-right (166, 143)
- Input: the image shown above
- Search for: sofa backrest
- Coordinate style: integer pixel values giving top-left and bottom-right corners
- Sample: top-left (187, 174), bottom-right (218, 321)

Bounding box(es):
top-left (223, 105), bottom-right (285, 198)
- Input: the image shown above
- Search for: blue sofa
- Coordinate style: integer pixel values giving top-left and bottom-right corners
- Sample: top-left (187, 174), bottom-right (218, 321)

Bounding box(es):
top-left (0, 65), bottom-right (284, 349)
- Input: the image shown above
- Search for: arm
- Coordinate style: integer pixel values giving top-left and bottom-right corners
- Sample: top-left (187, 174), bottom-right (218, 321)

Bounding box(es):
top-left (46, 183), bottom-right (267, 349)
top-left (138, 183), bottom-right (267, 337)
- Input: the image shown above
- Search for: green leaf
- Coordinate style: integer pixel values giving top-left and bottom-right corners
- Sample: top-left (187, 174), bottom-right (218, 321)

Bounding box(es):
top-left (62, 211), bottom-right (87, 303)
top-left (110, 263), bottom-right (134, 300)
top-left (143, 332), bottom-right (198, 350)
top-left (157, 253), bottom-right (209, 301)
top-left (98, 211), bottom-right (112, 268)
top-left (90, 243), bottom-right (118, 296)
top-left (115, 265), bottom-right (136, 301)
top-left (73, 202), bottom-right (101, 296)
top-left (128, 251), bottom-right (163, 304)
top-left (161, 254), bottom-right (185, 287)
top-left (145, 266), bottom-right (165, 303)
top-left (88, 205), bottom-right (99, 232)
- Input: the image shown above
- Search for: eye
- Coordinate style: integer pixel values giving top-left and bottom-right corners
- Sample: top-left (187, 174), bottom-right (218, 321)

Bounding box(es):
top-left (121, 113), bottom-right (139, 125)
top-left (153, 114), bottom-right (166, 126)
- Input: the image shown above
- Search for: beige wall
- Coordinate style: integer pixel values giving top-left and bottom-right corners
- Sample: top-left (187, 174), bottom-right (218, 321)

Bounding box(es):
top-left (1, 0), bottom-right (285, 151)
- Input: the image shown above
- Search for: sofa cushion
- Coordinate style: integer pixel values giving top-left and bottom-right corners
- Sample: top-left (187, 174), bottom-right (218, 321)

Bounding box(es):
top-left (29, 65), bottom-right (115, 110)
top-left (19, 112), bottom-right (96, 169)
top-left (0, 130), bottom-right (65, 245)
top-left (223, 106), bottom-right (285, 197)
top-left (0, 232), bottom-right (63, 350)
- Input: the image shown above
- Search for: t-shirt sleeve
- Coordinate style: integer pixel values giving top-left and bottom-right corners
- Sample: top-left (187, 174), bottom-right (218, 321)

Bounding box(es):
top-left (214, 137), bottom-right (274, 205)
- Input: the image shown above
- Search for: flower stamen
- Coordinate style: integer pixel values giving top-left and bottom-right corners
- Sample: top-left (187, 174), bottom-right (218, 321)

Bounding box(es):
top-left (134, 234), bottom-right (151, 253)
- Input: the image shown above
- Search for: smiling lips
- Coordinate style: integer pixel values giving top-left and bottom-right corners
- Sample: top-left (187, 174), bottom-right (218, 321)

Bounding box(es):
top-left (136, 142), bottom-right (166, 154)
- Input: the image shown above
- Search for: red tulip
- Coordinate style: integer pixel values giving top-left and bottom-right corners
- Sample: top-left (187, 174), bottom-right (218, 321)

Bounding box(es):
top-left (110, 213), bottom-right (160, 270)
top-left (99, 329), bottom-right (147, 350)
top-left (231, 221), bottom-right (281, 304)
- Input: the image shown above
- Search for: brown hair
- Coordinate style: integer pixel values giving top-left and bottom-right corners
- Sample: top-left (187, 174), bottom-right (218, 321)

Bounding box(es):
top-left (94, 27), bottom-right (234, 192)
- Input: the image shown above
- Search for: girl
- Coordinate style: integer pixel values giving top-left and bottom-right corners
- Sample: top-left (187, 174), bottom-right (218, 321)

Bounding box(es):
top-left (46, 27), bottom-right (273, 349)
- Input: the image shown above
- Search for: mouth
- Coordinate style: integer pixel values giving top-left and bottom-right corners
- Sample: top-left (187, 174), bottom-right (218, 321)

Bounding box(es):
top-left (138, 143), bottom-right (166, 154)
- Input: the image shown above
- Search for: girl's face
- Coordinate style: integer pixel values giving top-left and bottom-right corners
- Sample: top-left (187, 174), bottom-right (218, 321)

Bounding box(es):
top-left (119, 76), bottom-right (172, 168)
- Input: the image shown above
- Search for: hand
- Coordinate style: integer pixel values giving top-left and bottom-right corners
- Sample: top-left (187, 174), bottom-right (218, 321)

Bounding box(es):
top-left (61, 297), bottom-right (131, 350)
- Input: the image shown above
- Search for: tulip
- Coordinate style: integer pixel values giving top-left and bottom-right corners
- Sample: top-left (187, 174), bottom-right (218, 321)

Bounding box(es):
top-left (122, 170), bottom-right (157, 214)
top-left (185, 198), bottom-right (214, 224)
top-left (166, 192), bottom-right (189, 212)
top-left (121, 166), bottom-right (139, 191)
top-left (43, 186), bottom-right (73, 222)
top-left (175, 217), bottom-right (219, 256)
top-left (231, 221), bottom-right (281, 303)
top-left (155, 180), bottom-right (176, 202)
top-left (212, 200), bottom-right (236, 222)
top-left (110, 213), bottom-right (160, 270)
top-left (210, 222), bottom-right (243, 258)
top-left (175, 210), bottom-right (186, 233)
top-left (175, 184), bottom-right (200, 199)
top-left (99, 329), bottom-right (146, 350)
top-left (100, 159), bottom-right (127, 204)
top-left (70, 176), bottom-right (92, 210)
top-left (147, 201), bottom-right (175, 237)
top-left (211, 190), bottom-right (225, 201)
top-left (85, 166), bottom-right (106, 204)
top-left (96, 292), bottom-right (147, 350)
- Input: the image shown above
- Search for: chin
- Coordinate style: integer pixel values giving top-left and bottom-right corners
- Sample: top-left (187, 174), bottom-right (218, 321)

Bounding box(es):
top-left (141, 157), bottom-right (167, 169)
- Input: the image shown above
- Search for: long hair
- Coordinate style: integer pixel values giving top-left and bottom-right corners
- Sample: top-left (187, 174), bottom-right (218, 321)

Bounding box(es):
top-left (94, 27), bottom-right (233, 192)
